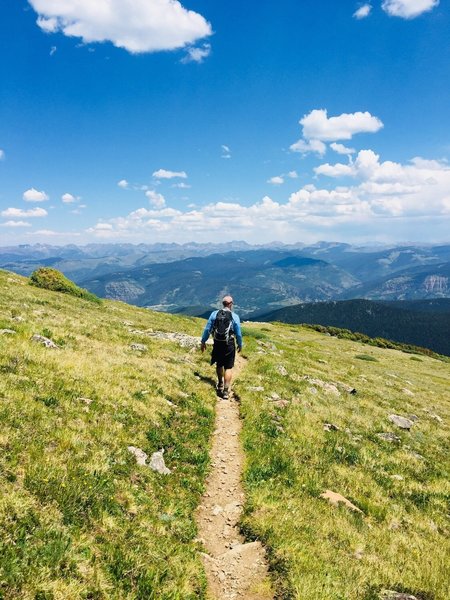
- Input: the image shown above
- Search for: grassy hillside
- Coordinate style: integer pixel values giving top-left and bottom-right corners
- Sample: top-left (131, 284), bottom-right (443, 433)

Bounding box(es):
top-left (251, 299), bottom-right (450, 356)
top-left (0, 269), bottom-right (449, 599)
top-left (237, 324), bottom-right (450, 599)
top-left (0, 270), bottom-right (215, 599)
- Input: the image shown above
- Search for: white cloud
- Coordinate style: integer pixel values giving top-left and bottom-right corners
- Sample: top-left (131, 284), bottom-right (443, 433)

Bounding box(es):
top-left (146, 190), bottom-right (166, 208)
top-left (314, 163), bottom-right (355, 178)
top-left (23, 188), bottom-right (49, 202)
top-left (118, 179), bottom-right (129, 189)
top-left (288, 171), bottom-right (299, 179)
top-left (61, 193), bottom-right (78, 203)
top-left (290, 138), bottom-right (327, 156)
top-left (268, 176), bottom-right (284, 185)
top-left (29, 0), bottom-right (212, 54)
top-left (0, 149), bottom-right (5, 160)
top-left (1, 207), bottom-right (48, 218)
top-left (181, 43), bottom-right (211, 64)
top-left (353, 4), bottom-right (372, 19)
top-left (172, 182), bottom-right (191, 189)
top-left (153, 168), bottom-right (187, 179)
top-left (382, 0), bottom-right (439, 19)
top-left (221, 144), bottom-right (231, 159)
top-left (1, 221), bottom-right (32, 228)
top-left (330, 142), bottom-right (356, 155)
top-left (300, 109), bottom-right (383, 141)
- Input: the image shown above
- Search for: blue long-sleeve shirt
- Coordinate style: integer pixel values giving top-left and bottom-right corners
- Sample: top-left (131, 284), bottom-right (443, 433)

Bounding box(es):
top-left (201, 309), bottom-right (243, 349)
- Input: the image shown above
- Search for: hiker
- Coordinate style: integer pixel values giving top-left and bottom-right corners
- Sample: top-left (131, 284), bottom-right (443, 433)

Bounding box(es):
top-left (201, 295), bottom-right (243, 399)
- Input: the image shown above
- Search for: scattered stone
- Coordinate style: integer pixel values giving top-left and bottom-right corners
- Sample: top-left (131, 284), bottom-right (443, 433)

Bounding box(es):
top-left (12, 316), bottom-right (25, 322)
top-left (149, 449), bottom-right (171, 475)
top-left (318, 359), bottom-right (327, 364)
top-left (402, 388), bottom-right (414, 397)
top-left (269, 392), bottom-right (280, 401)
top-left (354, 547), bottom-right (364, 559)
top-left (309, 386), bottom-right (318, 395)
top-left (31, 334), bottom-right (59, 349)
top-left (320, 490), bottom-right (363, 514)
top-left (150, 331), bottom-right (203, 349)
top-left (274, 399), bottom-right (289, 409)
top-left (248, 386), bottom-right (265, 392)
top-left (0, 329), bottom-right (16, 335)
top-left (430, 413), bottom-right (443, 423)
top-left (379, 591), bottom-right (419, 600)
top-left (391, 474), bottom-right (404, 481)
top-left (130, 343), bottom-right (147, 352)
top-left (377, 432), bottom-right (401, 443)
top-left (128, 446), bottom-right (148, 466)
top-left (77, 397), bottom-right (93, 406)
top-left (407, 414), bottom-right (419, 422)
top-left (409, 451), bottom-right (425, 461)
top-left (301, 376), bottom-right (340, 396)
top-left (324, 423), bottom-right (339, 432)
top-left (337, 382), bottom-right (357, 394)
top-left (277, 365), bottom-right (288, 376)
top-left (388, 414), bottom-right (414, 430)
top-left (166, 399), bottom-right (176, 407)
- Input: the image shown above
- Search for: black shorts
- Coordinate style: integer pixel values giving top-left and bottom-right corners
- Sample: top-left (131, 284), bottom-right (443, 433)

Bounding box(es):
top-left (211, 340), bottom-right (236, 369)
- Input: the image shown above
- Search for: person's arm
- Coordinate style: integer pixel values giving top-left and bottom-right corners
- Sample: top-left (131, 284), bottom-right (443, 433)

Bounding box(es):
top-left (201, 311), bottom-right (216, 350)
top-left (232, 314), bottom-right (243, 350)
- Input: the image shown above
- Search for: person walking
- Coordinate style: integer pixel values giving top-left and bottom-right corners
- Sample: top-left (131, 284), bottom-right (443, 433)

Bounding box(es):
top-left (201, 295), bottom-right (243, 399)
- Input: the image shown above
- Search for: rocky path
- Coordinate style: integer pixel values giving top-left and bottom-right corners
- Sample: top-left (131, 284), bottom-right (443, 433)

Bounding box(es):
top-left (196, 358), bottom-right (273, 600)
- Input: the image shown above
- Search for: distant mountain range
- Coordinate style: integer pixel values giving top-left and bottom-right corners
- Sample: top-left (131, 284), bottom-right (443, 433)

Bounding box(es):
top-left (1, 242), bottom-right (449, 314)
top-left (250, 298), bottom-right (450, 356)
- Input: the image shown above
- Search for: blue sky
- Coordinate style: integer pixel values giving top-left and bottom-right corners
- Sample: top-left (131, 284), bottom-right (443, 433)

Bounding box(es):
top-left (0, 0), bottom-right (449, 246)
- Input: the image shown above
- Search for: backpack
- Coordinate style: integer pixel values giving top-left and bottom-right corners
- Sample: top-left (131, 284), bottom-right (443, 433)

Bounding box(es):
top-left (212, 309), bottom-right (234, 343)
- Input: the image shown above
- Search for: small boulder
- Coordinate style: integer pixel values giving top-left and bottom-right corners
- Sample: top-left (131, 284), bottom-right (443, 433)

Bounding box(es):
top-left (324, 423), bottom-right (339, 432)
top-left (0, 329), bottom-right (16, 335)
top-left (320, 490), bottom-right (363, 513)
top-left (377, 432), bottom-right (401, 443)
top-left (277, 365), bottom-right (288, 376)
top-left (149, 449), bottom-right (171, 475)
top-left (128, 446), bottom-right (148, 466)
top-left (388, 414), bottom-right (414, 430)
top-left (31, 334), bottom-right (59, 349)
top-left (130, 343), bottom-right (147, 352)
top-left (379, 591), bottom-right (419, 600)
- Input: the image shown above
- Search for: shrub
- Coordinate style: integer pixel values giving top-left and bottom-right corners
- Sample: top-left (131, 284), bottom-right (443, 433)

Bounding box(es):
top-left (29, 268), bottom-right (101, 304)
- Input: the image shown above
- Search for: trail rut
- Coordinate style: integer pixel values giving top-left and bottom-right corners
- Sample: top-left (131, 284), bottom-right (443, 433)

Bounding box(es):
top-left (196, 358), bottom-right (273, 600)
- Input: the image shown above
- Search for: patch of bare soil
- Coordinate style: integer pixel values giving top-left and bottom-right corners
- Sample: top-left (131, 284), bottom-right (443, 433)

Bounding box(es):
top-left (196, 358), bottom-right (273, 600)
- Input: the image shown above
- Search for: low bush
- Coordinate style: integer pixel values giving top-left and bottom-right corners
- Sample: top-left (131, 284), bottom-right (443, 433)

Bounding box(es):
top-left (29, 268), bottom-right (101, 304)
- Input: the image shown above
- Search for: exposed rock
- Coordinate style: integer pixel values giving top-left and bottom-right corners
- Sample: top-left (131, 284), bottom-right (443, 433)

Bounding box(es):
top-left (31, 334), bottom-right (59, 349)
top-left (269, 392), bottom-right (280, 401)
top-left (0, 329), bottom-right (16, 335)
top-left (379, 591), bottom-right (419, 600)
top-left (337, 382), bottom-right (357, 394)
top-left (274, 399), bottom-right (289, 409)
top-left (402, 388), bottom-right (414, 397)
top-left (388, 414), bottom-right (414, 430)
top-left (77, 397), bottom-right (93, 406)
top-left (247, 386), bottom-right (265, 392)
top-left (130, 343), bottom-right (147, 352)
top-left (128, 446), bottom-right (148, 466)
top-left (324, 423), bottom-right (339, 432)
top-left (149, 449), bottom-right (171, 475)
top-left (407, 414), bottom-right (419, 422)
top-left (277, 365), bottom-right (288, 376)
top-left (390, 474), bottom-right (404, 481)
top-left (377, 432), bottom-right (401, 443)
top-left (301, 375), bottom-right (341, 396)
top-left (320, 490), bottom-right (363, 513)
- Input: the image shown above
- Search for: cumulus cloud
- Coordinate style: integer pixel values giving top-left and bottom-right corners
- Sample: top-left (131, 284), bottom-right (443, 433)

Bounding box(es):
top-left (1, 207), bottom-right (48, 218)
top-left (290, 138), bottom-right (327, 156)
top-left (314, 163), bottom-right (355, 178)
top-left (382, 0), bottom-right (439, 19)
top-left (117, 179), bottom-right (129, 189)
top-left (153, 169), bottom-right (187, 179)
top-left (353, 4), bottom-right (372, 19)
top-left (1, 221), bottom-right (32, 228)
top-left (330, 142), bottom-right (356, 155)
top-left (29, 0), bottom-right (212, 54)
top-left (61, 193), bottom-right (78, 203)
top-left (181, 43), bottom-right (211, 63)
top-left (146, 190), bottom-right (166, 208)
top-left (23, 188), bottom-right (49, 202)
top-left (301, 109), bottom-right (384, 141)
top-left (268, 176), bottom-right (284, 185)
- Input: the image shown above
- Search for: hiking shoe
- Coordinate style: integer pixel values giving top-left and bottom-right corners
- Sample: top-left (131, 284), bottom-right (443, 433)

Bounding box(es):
top-left (222, 388), bottom-right (229, 400)
top-left (216, 383), bottom-right (224, 396)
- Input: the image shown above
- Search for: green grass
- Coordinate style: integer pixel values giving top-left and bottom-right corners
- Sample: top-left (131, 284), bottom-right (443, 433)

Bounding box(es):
top-left (1, 269), bottom-right (449, 599)
top-left (0, 270), bottom-right (214, 599)
top-left (237, 323), bottom-right (450, 600)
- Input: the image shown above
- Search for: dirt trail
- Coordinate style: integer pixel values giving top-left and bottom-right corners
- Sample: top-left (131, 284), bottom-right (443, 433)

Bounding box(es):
top-left (196, 357), bottom-right (273, 600)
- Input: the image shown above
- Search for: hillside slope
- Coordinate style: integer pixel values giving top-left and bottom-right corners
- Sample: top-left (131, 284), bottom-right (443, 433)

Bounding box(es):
top-left (0, 270), bottom-right (449, 599)
top-left (252, 299), bottom-right (450, 356)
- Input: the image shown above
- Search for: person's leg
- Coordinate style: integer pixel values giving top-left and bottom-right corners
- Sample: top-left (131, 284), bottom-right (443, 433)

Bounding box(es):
top-left (223, 368), bottom-right (233, 390)
top-left (216, 365), bottom-right (224, 389)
